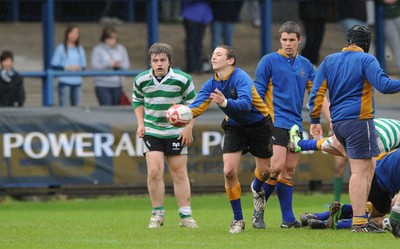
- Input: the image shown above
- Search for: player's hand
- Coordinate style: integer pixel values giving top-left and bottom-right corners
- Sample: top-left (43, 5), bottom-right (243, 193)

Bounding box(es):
top-left (178, 121), bottom-right (193, 147)
top-left (136, 124), bottom-right (145, 138)
top-left (210, 89), bottom-right (227, 106)
top-left (310, 124), bottom-right (322, 139)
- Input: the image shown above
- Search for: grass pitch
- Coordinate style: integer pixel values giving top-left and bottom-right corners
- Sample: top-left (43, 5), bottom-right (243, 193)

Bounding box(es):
top-left (0, 192), bottom-right (397, 249)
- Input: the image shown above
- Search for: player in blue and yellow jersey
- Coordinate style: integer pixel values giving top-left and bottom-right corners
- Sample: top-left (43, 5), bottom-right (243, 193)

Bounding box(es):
top-left (299, 148), bottom-right (400, 237)
top-left (308, 25), bottom-right (400, 232)
top-left (189, 45), bottom-right (273, 233)
top-left (252, 21), bottom-right (330, 229)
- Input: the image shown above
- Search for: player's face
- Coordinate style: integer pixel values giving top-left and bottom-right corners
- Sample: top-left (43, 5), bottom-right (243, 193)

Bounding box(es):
top-left (150, 53), bottom-right (170, 77)
top-left (280, 32), bottom-right (301, 56)
top-left (211, 47), bottom-right (233, 71)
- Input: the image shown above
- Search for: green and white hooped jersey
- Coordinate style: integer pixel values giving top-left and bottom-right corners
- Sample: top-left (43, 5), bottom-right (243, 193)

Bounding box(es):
top-left (375, 118), bottom-right (400, 153)
top-left (132, 68), bottom-right (197, 139)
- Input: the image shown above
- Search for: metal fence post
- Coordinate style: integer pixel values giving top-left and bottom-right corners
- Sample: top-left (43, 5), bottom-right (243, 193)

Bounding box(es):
top-left (147, 0), bottom-right (159, 49)
top-left (374, 2), bottom-right (386, 71)
top-left (42, 0), bottom-right (55, 106)
top-left (260, 0), bottom-right (272, 57)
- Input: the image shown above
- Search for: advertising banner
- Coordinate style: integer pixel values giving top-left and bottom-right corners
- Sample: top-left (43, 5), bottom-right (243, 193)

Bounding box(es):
top-left (0, 107), bottom-right (336, 190)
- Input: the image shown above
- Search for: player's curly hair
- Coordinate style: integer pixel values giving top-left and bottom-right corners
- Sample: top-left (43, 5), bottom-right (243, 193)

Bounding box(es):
top-left (346, 25), bottom-right (371, 53)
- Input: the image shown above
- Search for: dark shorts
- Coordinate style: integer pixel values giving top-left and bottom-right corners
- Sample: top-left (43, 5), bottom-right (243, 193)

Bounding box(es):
top-left (271, 127), bottom-right (302, 147)
top-left (142, 135), bottom-right (187, 155)
top-left (221, 116), bottom-right (273, 158)
top-left (332, 119), bottom-right (379, 159)
top-left (368, 174), bottom-right (392, 215)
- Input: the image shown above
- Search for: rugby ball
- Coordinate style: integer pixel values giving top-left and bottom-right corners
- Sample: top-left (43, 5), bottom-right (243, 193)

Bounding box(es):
top-left (166, 104), bottom-right (193, 127)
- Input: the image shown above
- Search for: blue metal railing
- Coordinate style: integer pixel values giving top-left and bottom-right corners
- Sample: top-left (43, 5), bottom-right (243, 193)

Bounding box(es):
top-left (9, 0), bottom-right (388, 107)
top-left (32, 0), bottom-right (158, 106)
top-left (19, 70), bottom-right (144, 106)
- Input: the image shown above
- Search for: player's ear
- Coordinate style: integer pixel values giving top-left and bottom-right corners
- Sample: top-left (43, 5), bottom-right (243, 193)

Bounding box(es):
top-left (298, 35), bottom-right (303, 44)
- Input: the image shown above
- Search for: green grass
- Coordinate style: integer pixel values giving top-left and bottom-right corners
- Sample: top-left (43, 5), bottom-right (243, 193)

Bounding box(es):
top-left (0, 193), bottom-right (397, 249)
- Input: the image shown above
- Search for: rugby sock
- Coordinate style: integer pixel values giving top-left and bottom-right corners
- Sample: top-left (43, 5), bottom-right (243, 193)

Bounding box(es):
top-left (226, 182), bottom-right (243, 220)
top-left (276, 178), bottom-right (295, 222)
top-left (352, 215), bottom-right (368, 226)
top-left (152, 206), bottom-right (165, 217)
top-left (316, 137), bottom-right (329, 150)
top-left (390, 204), bottom-right (400, 221)
top-left (333, 177), bottom-right (343, 202)
top-left (314, 211), bottom-right (329, 220)
top-left (366, 201), bottom-right (374, 215)
top-left (298, 139), bottom-right (317, 151)
top-left (178, 206), bottom-right (192, 219)
top-left (341, 204), bottom-right (353, 219)
top-left (337, 219), bottom-right (352, 229)
top-left (252, 168), bottom-right (265, 192)
top-left (262, 177), bottom-right (277, 201)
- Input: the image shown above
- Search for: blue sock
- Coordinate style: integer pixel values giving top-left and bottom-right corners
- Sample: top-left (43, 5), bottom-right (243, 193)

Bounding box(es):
top-left (230, 199), bottom-right (243, 221)
top-left (252, 177), bottom-right (264, 192)
top-left (341, 204), bottom-right (353, 219)
top-left (337, 219), bottom-right (352, 229)
top-left (262, 181), bottom-right (276, 202)
top-left (276, 181), bottom-right (295, 222)
top-left (314, 211), bottom-right (330, 220)
top-left (298, 139), bottom-right (318, 151)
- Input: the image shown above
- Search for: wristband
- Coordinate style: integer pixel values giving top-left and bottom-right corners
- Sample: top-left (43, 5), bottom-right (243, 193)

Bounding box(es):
top-left (219, 98), bottom-right (227, 108)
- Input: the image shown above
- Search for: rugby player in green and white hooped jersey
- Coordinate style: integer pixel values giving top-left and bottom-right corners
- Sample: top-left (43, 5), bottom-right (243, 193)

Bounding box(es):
top-left (375, 118), bottom-right (400, 153)
top-left (290, 118), bottom-right (400, 156)
top-left (132, 42), bottom-right (198, 229)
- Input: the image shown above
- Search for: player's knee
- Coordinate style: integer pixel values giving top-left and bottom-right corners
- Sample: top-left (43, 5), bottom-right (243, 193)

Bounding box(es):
top-left (224, 168), bottom-right (237, 181)
top-left (269, 169), bottom-right (281, 178)
top-left (147, 167), bottom-right (163, 179)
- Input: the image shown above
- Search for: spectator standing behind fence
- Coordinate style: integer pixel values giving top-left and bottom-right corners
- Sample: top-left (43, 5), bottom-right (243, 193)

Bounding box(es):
top-left (298, 0), bottom-right (327, 67)
top-left (0, 50), bottom-right (25, 107)
top-left (338, 0), bottom-right (368, 34)
top-left (376, 0), bottom-right (400, 71)
top-left (51, 25), bottom-right (86, 107)
top-left (181, 0), bottom-right (213, 73)
top-left (210, 0), bottom-right (244, 51)
top-left (91, 26), bottom-right (130, 106)
top-left (246, 0), bottom-right (261, 28)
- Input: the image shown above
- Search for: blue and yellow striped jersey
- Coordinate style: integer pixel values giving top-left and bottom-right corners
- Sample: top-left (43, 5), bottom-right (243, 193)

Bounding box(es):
top-left (189, 67), bottom-right (270, 126)
top-left (375, 148), bottom-right (400, 194)
top-left (254, 49), bottom-right (315, 131)
top-left (309, 47), bottom-right (400, 124)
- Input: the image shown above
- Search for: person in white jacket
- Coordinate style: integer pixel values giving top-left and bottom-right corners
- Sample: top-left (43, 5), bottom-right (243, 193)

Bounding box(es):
top-left (91, 26), bottom-right (130, 106)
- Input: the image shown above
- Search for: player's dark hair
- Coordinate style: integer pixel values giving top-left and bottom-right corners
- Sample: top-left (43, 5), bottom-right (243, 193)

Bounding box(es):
top-left (148, 42), bottom-right (173, 65)
top-left (100, 26), bottom-right (117, 42)
top-left (346, 25), bottom-right (371, 53)
top-left (0, 50), bottom-right (13, 62)
top-left (216, 45), bottom-right (237, 66)
top-left (279, 21), bottom-right (302, 40)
